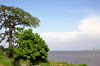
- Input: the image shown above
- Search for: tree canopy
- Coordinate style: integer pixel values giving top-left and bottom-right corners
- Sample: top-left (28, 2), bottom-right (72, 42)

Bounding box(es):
top-left (0, 4), bottom-right (40, 47)
top-left (14, 29), bottom-right (49, 65)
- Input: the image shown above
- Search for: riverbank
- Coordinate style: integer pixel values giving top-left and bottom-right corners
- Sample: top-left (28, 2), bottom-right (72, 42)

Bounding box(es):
top-left (0, 55), bottom-right (87, 66)
top-left (34, 61), bottom-right (87, 66)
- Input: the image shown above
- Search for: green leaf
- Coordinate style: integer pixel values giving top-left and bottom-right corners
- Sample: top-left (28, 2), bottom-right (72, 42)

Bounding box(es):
top-left (14, 29), bottom-right (49, 65)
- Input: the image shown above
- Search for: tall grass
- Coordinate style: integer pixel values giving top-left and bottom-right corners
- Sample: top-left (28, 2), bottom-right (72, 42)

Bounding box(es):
top-left (0, 54), bottom-right (13, 66)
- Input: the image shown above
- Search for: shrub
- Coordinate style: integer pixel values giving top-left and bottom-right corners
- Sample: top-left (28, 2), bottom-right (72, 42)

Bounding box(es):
top-left (0, 50), bottom-right (3, 55)
top-left (0, 46), bottom-right (4, 52)
top-left (5, 46), bottom-right (14, 58)
top-left (13, 60), bottom-right (21, 66)
top-left (14, 29), bottom-right (49, 66)
top-left (0, 55), bottom-right (12, 66)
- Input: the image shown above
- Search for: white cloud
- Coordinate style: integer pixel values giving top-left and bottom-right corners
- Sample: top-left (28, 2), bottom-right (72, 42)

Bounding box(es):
top-left (41, 32), bottom-right (79, 42)
top-left (79, 16), bottom-right (100, 37)
top-left (40, 16), bottom-right (100, 50)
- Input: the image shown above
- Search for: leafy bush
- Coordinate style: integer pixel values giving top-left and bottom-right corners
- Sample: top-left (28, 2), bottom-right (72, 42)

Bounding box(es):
top-left (0, 50), bottom-right (3, 55)
top-left (14, 29), bottom-right (49, 65)
top-left (0, 46), bottom-right (4, 52)
top-left (5, 46), bottom-right (14, 58)
top-left (13, 60), bottom-right (21, 66)
top-left (0, 55), bottom-right (12, 66)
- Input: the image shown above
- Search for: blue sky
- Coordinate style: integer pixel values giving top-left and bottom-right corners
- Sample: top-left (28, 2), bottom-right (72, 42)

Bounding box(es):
top-left (0, 0), bottom-right (100, 51)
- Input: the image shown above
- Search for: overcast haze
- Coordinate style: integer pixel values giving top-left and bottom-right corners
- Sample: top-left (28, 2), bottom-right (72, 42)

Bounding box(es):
top-left (0, 0), bottom-right (100, 51)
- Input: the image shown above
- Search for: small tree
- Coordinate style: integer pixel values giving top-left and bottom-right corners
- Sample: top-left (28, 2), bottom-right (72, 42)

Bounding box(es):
top-left (14, 29), bottom-right (49, 66)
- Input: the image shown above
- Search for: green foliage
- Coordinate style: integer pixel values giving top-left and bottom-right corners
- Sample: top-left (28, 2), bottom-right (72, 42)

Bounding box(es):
top-left (0, 4), bottom-right (40, 47)
top-left (0, 46), bottom-right (4, 56)
top-left (5, 46), bottom-right (14, 58)
top-left (78, 64), bottom-right (88, 66)
top-left (13, 60), bottom-right (21, 66)
top-left (0, 50), bottom-right (3, 55)
top-left (0, 55), bottom-right (13, 66)
top-left (14, 29), bottom-right (49, 65)
top-left (0, 46), bottom-right (4, 52)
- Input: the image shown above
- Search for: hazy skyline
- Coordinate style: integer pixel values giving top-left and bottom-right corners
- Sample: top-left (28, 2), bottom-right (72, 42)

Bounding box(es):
top-left (0, 0), bottom-right (100, 50)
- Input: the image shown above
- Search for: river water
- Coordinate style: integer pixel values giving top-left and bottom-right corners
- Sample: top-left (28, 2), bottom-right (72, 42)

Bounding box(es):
top-left (48, 51), bottom-right (100, 66)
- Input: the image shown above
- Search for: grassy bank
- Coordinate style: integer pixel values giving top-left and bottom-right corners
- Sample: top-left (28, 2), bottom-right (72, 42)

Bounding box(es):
top-left (35, 61), bottom-right (87, 66)
top-left (19, 60), bottom-right (88, 66)
top-left (0, 55), bottom-right (87, 66)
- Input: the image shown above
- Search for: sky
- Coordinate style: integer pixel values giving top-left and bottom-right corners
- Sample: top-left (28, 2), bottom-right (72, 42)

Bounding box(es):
top-left (0, 0), bottom-right (100, 51)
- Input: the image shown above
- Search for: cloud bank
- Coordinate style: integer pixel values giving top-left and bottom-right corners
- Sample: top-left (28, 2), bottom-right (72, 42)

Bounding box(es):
top-left (40, 16), bottom-right (100, 50)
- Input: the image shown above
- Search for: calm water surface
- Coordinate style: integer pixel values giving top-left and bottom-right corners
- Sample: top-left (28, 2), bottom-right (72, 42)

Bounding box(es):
top-left (48, 51), bottom-right (100, 66)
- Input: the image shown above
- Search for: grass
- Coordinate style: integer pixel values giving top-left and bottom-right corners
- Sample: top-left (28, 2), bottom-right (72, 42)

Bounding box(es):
top-left (20, 60), bottom-right (87, 66)
top-left (0, 54), bottom-right (13, 66)
top-left (35, 61), bottom-right (87, 66)
top-left (0, 55), bottom-right (87, 66)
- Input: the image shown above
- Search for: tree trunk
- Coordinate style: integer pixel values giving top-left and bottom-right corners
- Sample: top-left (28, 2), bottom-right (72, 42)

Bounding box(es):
top-left (9, 26), bottom-right (12, 47)
top-left (8, 26), bottom-right (14, 58)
